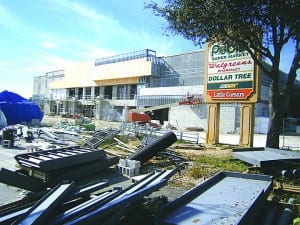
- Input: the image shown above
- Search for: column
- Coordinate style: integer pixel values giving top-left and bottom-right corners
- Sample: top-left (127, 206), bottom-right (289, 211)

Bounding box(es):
top-left (112, 86), bottom-right (118, 100)
top-left (99, 87), bottom-right (105, 99)
top-left (206, 103), bottom-right (220, 144)
top-left (83, 87), bottom-right (86, 100)
top-left (91, 87), bottom-right (95, 100)
top-left (56, 101), bottom-right (60, 115)
top-left (239, 103), bottom-right (255, 147)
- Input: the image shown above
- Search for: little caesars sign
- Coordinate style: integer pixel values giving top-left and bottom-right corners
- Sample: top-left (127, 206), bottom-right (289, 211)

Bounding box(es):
top-left (204, 42), bottom-right (259, 103)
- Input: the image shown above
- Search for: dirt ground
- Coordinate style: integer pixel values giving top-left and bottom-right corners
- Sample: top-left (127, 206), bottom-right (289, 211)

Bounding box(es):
top-left (175, 147), bottom-right (232, 157)
top-left (41, 115), bottom-right (236, 188)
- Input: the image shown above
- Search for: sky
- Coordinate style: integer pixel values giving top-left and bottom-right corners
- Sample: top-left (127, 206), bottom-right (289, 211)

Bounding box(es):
top-left (0, 0), bottom-right (298, 99)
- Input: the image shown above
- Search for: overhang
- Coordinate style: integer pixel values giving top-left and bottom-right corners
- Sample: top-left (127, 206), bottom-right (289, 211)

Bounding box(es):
top-left (94, 77), bottom-right (140, 86)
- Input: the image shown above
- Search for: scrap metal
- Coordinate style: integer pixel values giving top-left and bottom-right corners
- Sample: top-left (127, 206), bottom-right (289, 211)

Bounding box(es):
top-left (0, 179), bottom-right (109, 225)
top-left (0, 169), bottom-right (177, 225)
top-left (82, 128), bottom-right (120, 149)
top-left (50, 190), bottom-right (121, 225)
top-left (14, 182), bottom-right (74, 225)
top-left (137, 135), bottom-right (157, 150)
top-left (63, 169), bottom-right (174, 225)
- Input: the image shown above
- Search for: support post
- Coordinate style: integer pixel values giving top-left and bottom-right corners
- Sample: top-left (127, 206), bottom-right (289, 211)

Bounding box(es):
top-left (206, 103), bottom-right (220, 144)
top-left (240, 103), bottom-right (255, 147)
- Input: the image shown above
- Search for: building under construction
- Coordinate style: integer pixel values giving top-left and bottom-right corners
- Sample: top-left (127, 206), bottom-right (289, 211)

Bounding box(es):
top-left (32, 49), bottom-right (299, 134)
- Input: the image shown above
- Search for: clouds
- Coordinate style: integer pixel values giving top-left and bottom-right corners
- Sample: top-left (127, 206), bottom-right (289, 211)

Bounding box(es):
top-left (41, 42), bottom-right (59, 49)
top-left (1, 0), bottom-right (297, 100)
top-left (65, 1), bottom-right (110, 23)
top-left (0, 0), bottom-right (198, 98)
top-left (0, 4), bottom-right (22, 34)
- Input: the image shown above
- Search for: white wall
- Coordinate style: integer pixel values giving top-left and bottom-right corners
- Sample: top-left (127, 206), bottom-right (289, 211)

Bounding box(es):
top-left (139, 85), bottom-right (203, 96)
top-left (254, 117), bottom-right (269, 134)
top-left (168, 105), bottom-right (206, 130)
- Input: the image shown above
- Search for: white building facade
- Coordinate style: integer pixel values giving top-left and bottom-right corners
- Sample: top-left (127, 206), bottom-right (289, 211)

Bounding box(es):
top-left (33, 49), bottom-right (293, 134)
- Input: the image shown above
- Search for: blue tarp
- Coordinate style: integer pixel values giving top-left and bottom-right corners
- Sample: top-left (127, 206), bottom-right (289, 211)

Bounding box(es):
top-left (0, 90), bottom-right (44, 126)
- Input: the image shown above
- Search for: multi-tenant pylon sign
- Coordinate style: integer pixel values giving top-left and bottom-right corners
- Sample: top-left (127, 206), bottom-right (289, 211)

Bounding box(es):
top-left (204, 42), bottom-right (260, 147)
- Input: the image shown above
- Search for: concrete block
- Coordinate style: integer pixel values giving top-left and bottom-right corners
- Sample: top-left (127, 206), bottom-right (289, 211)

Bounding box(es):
top-left (117, 159), bottom-right (141, 177)
top-left (26, 144), bottom-right (40, 153)
top-left (2, 140), bottom-right (11, 148)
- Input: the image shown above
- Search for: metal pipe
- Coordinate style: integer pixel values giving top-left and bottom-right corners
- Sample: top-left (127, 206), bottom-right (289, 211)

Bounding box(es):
top-left (281, 170), bottom-right (290, 177)
top-left (275, 208), bottom-right (293, 225)
top-left (292, 169), bottom-right (300, 178)
top-left (260, 203), bottom-right (279, 225)
top-left (129, 131), bottom-right (177, 164)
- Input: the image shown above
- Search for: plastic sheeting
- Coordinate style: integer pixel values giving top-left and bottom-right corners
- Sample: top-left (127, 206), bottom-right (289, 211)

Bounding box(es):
top-left (0, 90), bottom-right (43, 126)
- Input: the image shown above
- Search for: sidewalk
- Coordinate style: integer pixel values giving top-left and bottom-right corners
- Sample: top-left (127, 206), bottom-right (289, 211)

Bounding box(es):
top-left (198, 132), bottom-right (300, 150)
top-left (0, 145), bottom-right (29, 205)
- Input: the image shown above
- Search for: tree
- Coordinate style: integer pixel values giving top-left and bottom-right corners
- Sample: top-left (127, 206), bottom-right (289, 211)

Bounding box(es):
top-left (146, 0), bottom-right (300, 148)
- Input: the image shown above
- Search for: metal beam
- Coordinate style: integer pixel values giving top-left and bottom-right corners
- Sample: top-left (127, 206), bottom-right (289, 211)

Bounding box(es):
top-left (0, 168), bottom-right (45, 191)
top-left (15, 182), bottom-right (74, 225)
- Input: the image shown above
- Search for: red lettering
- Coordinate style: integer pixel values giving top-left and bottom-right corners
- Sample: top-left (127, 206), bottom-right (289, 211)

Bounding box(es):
top-left (209, 60), bottom-right (252, 71)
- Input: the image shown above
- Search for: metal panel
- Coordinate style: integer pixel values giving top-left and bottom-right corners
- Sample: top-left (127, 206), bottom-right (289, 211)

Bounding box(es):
top-left (233, 147), bottom-right (300, 169)
top-left (156, 171), bottom-right (273, 225)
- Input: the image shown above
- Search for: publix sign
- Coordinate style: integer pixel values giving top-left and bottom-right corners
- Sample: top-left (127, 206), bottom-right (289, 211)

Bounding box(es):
top-left (205, 42), bottom-right (256, 101)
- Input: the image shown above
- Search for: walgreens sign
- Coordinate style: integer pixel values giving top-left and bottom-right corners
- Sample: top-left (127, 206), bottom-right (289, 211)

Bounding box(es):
top-left (206, 42), bottom-right (255, 100)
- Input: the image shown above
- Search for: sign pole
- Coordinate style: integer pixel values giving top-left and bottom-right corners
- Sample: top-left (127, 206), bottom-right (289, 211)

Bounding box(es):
top-left (239, 103), bottom-right (255, 147)
top-left (206, 103), bottom-right (220, 144)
